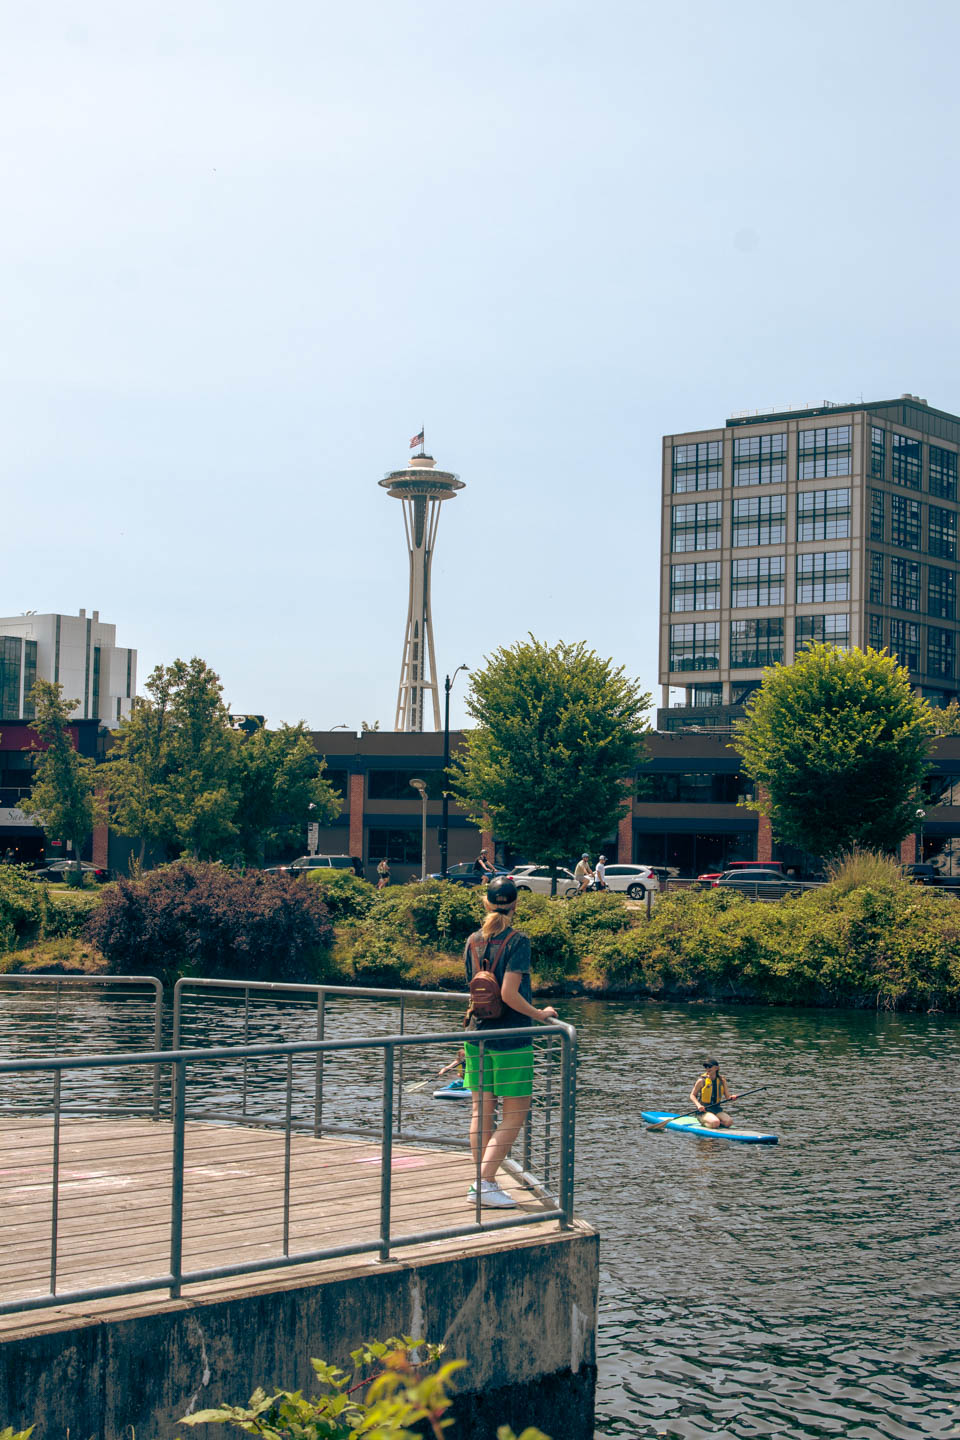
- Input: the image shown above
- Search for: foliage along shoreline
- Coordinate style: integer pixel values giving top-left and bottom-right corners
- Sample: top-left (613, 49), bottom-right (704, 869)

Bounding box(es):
top-left (1, 861), bottom-right (958, 1015)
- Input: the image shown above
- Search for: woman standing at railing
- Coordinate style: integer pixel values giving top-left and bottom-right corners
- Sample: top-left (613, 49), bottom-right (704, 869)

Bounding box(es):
top-left (464, 875), bottom-right (558, 1208)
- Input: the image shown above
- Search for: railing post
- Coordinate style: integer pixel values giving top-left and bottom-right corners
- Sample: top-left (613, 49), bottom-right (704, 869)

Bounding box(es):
top-left (396, 997), bottom-right (405, 1136)
top-left (151, 979), bottom-right (163, 1120)
top-left (558, 1030), bottom-right (577, 1228)
top-left (543, 1040), bottom-right (554, 1194)
top-left (49, 1069), bottom-right (61, 1294)
top-left (378, 1044), bottom-right (394, 1262)
top-left (314, 992), bottom-right (325, 1137)
top-left (169, 1058), bottom-right (186, 1298)
top-left (241, 988), bottom-right (250, 1117)
top-left (283, 1055), bottom-right (293, 1257)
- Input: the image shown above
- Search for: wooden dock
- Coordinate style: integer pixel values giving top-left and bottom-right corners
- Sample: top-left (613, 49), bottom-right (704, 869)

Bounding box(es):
top-left (0, 1115), bottom-right (557, 1338)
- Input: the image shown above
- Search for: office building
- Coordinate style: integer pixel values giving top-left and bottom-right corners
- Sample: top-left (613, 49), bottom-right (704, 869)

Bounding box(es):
top-left (0, 608), bottom-right (136, 726)
top-left (659, 395), bottom-right (960, 729)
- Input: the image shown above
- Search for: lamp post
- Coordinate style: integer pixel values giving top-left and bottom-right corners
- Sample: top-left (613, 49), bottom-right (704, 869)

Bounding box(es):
top-left (916, 807), bottom-right (926, 864)
top-left (329, 723), bottom-right (349, 732)
top-left (440, 665), bottom-right (469, 878)
top-left (410, 778), bottom-right (428, 881)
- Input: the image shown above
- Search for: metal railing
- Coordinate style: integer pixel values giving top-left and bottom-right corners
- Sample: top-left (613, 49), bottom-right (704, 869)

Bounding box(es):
top-left (0, 974), bottom-right (163, 1118)
top-left (663, 878), bottom-right (824, 899)
top-left (0, 1022), bottom-right (576, 1317)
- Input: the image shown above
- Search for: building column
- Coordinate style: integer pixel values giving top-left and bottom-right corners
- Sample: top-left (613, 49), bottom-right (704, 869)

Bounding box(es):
top-left (617, 810), bottom-right (633, 864)
top-left (91, 820), bottom-right (109, 869)
top-left (900, 835), bottom-right (916, 866)
top-left (755, 785), bottom-right (773, 864)
top-left (348, 773), bottom-right (364, 861)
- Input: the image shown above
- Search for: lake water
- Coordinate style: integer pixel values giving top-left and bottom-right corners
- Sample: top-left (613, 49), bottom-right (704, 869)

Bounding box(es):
top-left (1, 985), bottom-right (957, 1438)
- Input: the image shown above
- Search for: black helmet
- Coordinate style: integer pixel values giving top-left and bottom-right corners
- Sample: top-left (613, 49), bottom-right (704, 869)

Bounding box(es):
top-left (486, 875), bottom-right (518, 906)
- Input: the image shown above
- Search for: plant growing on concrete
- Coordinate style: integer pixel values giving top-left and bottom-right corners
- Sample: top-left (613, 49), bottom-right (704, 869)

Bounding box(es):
top-left (178, 1337), bottom-right (551, 1440)
top-left (451, 638), bottom-right (650, 893)
top-left (19, 680), bottom-right (104, 887)
top-left (736, 644), bottom-right (934, 858)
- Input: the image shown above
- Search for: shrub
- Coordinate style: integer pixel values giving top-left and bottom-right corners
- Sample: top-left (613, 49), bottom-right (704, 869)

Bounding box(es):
top-left (43, 890), bottom-right (101, 940)
top-left (824, 849), bottom-right (907, 895)
top-left (513, 892), bottom-right (577, 983)
top-left (563, 890), bottom-right (634, 943)
top-left (0, 867), bottom-right (48, 953)
top-left (85, 861), bottom-right (333, 985)
top-left (306, 868), bottom-right (376, 922)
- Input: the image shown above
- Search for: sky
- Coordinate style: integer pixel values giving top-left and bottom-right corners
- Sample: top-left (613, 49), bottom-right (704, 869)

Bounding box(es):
top-left (2, 1), bottom-right (960, 731)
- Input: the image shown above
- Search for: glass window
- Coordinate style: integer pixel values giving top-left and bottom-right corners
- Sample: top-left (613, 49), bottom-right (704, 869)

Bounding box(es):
top-left (670, 561), bottom-right (721, 611)
top-left (730, 556), bottom-right (785, 608)
top-left (797, 425), bottom-right (851, 478)
top-left (367, 769), bottom-right (444, 800)
top-left (797, 487), bottom-right (851, 541)
top-left (732, 433), bottom-right (787, 486)
top-left (869, 551), bottom-right (884, 604)
top-left (671, 501), bottom-right (722, 552)
top-left (871, 426), bottom-right (886, 480)
top-left (796, 551), bottom-right (850, 603)
top-left (929, 446), bottom-right (958, 501)
top-left (892, 432), bottom-right (922, 488)
top-left (367, 827), bottom-right (424, 864)
top-left (870, 488), bottom-right (885, 542)
top-left (890, 493), bottom-right (921, 549)
top-left (929, 505), bottom-right (958, 560)
top-left (869, 613), bottom-right (884, 650)
top-left (22, 640), bottom-right (37, 721)
top-left (889, 618), bottom-right (920, 671)
top-left (669, 621), bottom-right (720, 672)
top-left (322, 770), bottom-right (349, 799)
top-left (890, 557), bottom-right (921, 611)
top-left (795, 613), bottom-right (850, 651)
top-left (928, 565), bottom-right (956, 620)
top-left (730, 618), bottom-right (784, 668)
top-left (927, 626), bottom-right (955, 679)
top-left (0, 637), bottom-right (22, 721)
top-left (732, 494), bottom-right (785, 546)
top-left (672, 441), bottom-right (723, 493)
top-left (638, 772), bottom-right (747, 804)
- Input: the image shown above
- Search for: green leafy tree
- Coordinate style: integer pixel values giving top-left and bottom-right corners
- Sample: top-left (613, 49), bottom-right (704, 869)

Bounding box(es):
top-left (451, 638), bottom-right (650, 890)
top-left (930, 698), bottom-right (960, 736)
top-left (736, 643), bottom-right (934, 858)
top-left (105, 659), bottom-right (239, 861)
top-left (233, 723), bottom-right (342, 867)
top-left (20, 680), bottom-right (103, 886)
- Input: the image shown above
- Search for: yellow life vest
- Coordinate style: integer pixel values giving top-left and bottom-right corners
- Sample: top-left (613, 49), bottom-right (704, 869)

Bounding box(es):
top-left (700, 1072), bottom-right (727, 1107)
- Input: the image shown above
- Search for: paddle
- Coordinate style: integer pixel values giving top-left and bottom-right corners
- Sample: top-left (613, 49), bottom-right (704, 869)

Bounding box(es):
top-left (403, 1078), bottom-right (434, 1094)
top-left (646, 1084), bottom-right (771, 1132)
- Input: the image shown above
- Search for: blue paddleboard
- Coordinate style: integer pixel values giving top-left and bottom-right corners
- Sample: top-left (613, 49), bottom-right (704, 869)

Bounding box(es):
top-left (641, 1110), bottom-right (778, 1144)
top-left (433, 1079), bottom-right (472, 1100)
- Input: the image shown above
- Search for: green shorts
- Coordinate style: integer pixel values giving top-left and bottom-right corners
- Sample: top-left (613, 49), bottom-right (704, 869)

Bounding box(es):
top-left (464, 1041), bottom-right (534, 1098)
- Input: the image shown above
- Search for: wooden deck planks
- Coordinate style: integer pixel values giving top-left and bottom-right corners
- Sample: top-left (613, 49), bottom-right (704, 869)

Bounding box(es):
top-left (0, 1116), bottom-right (558, 1337)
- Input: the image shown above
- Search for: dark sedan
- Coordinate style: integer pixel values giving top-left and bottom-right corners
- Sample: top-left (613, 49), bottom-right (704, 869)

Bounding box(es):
top-left (30, 860), bottom-right (111, 884)
top-left (427, 863), bottom-right (512, 887)
top-left (714, 868), bottom-right (804, 900)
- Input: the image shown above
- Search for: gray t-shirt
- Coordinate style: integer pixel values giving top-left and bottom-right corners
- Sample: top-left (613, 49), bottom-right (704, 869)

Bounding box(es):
top-left (464, 926), bottom-right (533, 1050)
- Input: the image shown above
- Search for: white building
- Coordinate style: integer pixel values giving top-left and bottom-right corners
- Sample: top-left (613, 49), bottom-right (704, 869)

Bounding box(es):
top-left (0, 609), bottom-right (137, 727)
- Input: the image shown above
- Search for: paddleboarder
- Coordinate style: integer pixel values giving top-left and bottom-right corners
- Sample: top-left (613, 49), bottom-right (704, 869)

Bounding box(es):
top-left (690, 1058), bottom-right (740, 1130)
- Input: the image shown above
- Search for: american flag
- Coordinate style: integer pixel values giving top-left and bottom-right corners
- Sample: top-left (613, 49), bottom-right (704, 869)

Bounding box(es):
top-left (409, 429), bottom-right (424, 449)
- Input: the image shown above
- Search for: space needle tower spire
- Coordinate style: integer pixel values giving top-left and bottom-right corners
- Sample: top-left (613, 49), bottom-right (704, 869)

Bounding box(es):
top-left (379, 430), bottom-right (464, 731)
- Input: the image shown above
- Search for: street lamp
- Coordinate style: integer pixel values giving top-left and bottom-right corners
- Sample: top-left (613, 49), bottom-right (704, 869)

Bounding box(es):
top-left (329, 723), bottom-right (349, 732)
top-left (440, 665), bottom-right (469, 878)
top-left (410, 778), bottom-right (428, 881)
top-left (916, 807), bottom-right (926, 863)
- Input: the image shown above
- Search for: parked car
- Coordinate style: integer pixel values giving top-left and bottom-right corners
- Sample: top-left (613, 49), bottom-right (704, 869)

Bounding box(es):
top-left (714, 868), bottom-right (802, 899)
top-left (510, 864), bottom-right (578, 896)
top-left (263, 855), bottom-right (357, 876)
top-left (597, 863), bottom-right (660, 899)
top-left (902, 863), bottom-right (960, 892)
top-left (30, 860), bottom-right (110, 883)
top-left (427, 862), bottom-right (512, 887)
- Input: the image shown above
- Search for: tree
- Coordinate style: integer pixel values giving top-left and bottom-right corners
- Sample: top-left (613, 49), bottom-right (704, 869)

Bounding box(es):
top-left (105, 659), bottom-right (239, 861)
top-left (233, 723), bottom-right (342, 868)
top-left (20, 680), bottom-right (103, 884)
top-left (450, 637), bottom-right (650, 889)
top-left (736, 644), bottom-right (934, 858)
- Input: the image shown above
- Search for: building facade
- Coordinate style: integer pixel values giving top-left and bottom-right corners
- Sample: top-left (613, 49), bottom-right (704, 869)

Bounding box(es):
top-left (0, 609), bottom-right (136, 727)
top-left (659, 395), bottom-right (960, 722)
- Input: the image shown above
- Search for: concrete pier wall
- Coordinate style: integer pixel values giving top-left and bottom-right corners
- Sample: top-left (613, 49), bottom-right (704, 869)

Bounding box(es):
top-left (0, 1224), bottom-right (598, 1440)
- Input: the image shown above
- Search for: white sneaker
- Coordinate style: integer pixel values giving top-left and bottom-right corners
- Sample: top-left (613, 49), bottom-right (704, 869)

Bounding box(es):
top-left (467, 1179), bottom-right (517, 1208)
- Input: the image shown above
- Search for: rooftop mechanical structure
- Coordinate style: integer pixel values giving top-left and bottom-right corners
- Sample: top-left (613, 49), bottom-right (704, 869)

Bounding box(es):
top-left (379, 450), bottom-right (464, 731)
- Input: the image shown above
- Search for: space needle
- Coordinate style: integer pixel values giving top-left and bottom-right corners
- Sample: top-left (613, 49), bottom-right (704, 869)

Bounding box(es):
top-left (379, 431), bottom-right (464, 731)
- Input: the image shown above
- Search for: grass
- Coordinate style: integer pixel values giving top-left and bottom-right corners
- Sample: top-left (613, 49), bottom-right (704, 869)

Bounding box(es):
top-left (0, 937), bottom-right (106, 974)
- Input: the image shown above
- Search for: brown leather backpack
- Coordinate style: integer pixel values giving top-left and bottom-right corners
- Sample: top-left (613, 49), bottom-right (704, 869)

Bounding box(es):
top-left (466, 939), bottom-right (504, 1023)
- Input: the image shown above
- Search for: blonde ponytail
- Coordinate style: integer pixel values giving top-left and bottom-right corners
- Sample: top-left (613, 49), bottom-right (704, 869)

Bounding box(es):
top-left (481, 897), bottom-right (515, 941)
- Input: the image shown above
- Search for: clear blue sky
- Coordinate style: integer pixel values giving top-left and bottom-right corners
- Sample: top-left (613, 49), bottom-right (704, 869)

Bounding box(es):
top-left (3, 1), bottom-right (959, 730)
